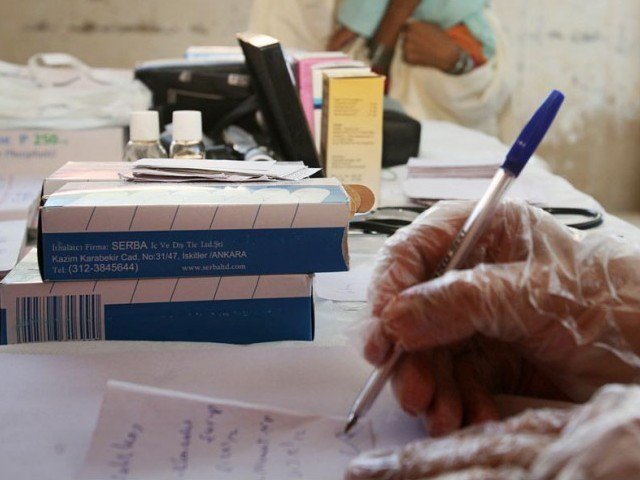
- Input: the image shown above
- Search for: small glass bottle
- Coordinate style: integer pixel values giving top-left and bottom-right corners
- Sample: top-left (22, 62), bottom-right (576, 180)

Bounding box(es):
top-left (170, 110), bottom-right (205, 159)
top-left (123, 111), bottom-right (167, 162)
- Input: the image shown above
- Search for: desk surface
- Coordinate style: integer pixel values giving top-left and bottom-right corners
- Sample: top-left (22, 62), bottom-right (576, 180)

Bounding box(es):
top-left (1, 120), bottom-right (639, 479)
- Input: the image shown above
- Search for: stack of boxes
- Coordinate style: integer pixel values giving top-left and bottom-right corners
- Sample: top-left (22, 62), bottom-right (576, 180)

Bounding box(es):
top-left (0, 163), bottom-right (352, 345)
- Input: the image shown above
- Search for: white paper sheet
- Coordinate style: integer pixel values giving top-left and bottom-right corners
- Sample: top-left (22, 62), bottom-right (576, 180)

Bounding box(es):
top-left (403, 177), bottom-right (551, 205)
top-left (135, 159), bottom-right (277, 173)
top-left (130, 159), bottom-right (320, 182)
top-left (80, 381), bottom-right (387, 480)
top-left (0, 173), bottom-right (41, 217)
top-left (0, 346), bottom-right (424, 480)
top-left (407, 156), bottom-right (500, 179)
top-left (0, 218), bottom-right (28, 276)
top-left (314, 262), bottom-right (374, 302)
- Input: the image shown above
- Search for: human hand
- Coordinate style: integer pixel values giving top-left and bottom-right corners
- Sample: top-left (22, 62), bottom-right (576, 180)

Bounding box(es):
top-left (346, 384), bottom-right (640, 479)
top-left (327, 26), bottom-right (359, 51)
top-left (402, 21), bottom-right (462, 71)
top-left (364, 200), bottom-right (640, 435)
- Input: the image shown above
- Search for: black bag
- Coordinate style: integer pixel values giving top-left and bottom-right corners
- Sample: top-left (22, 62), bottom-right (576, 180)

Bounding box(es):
top-left (382, 109), bottom-right (421, 167)
top-left (134, 60), bottom-right (259, 141)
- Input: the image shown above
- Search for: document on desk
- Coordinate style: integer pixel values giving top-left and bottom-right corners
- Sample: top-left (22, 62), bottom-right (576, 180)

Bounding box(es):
top-left (79, 381), bottom-right (386, 480)
top-left (0, 218), bottom-right (29, 277)
top-left (403, 176), bottom-right (552, 205)
top-left (127, 159), bottom-right (321, 182)
top-left (314, 261), bottom-right (374, 302)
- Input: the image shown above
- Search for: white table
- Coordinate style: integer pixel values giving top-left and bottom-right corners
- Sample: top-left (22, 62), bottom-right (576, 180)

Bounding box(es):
top-left (1, 121), bottom-right (638, 479)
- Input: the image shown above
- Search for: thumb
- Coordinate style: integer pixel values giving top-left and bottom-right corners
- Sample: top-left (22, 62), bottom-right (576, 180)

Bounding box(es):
top-left (380, 262), bottom-right (533, 351)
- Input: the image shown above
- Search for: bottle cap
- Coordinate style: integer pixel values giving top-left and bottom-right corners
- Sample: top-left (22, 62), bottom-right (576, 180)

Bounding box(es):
top-left (129, 111), bottom-right (160, 142)
top-left (172, 110), bottom-right (203, 142)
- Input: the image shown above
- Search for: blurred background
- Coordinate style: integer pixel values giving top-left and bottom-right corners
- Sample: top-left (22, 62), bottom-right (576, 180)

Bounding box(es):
top-left (1, 0), bottom-right (639, 217)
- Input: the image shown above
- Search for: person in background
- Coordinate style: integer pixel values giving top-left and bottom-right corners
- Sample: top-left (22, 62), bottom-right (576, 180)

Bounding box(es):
top-left (346, 200), bottom-right (640, 479)
top-left (248, 0), bottom-right (513, 136)
top-left (328, 0), bottom-right (495, 78)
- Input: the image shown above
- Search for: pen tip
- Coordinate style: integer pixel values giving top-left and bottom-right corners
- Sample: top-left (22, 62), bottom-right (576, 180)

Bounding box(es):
top-left (344, 414), bottom-right (358, 434)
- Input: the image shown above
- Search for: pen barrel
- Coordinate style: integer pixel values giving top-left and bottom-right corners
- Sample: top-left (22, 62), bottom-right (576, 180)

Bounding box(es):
top-left (350, 346), bottom-right (403, 417)
top-left (434, 169), bottom-right (515, 277)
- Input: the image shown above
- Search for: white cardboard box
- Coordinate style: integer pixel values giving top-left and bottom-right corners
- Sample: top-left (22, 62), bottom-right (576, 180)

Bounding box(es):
top-left (0, 128), bottom-right (124, 179)
top-left (39, 178), bottom-right (350, 281)
top-left (1, 250), bottom-right (314, 345)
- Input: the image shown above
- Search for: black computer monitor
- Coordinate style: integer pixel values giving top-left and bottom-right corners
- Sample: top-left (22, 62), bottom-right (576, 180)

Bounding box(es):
top-left (237, 32), bottom-right (323, 172)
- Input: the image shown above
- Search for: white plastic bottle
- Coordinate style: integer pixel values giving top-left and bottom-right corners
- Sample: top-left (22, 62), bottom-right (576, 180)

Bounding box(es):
top-left (123, 111), bottom-right (167, 162)
top-left (170, 110), bottom-right (205, 159)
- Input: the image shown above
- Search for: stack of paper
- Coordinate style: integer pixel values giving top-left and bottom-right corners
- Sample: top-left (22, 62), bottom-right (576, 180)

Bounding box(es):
top-left (0, 174), bottom-right (41, 277)
top-left (407, 155), bottom-right (500, 179)
top-left (121, 159), bottom-right (321, 183)
top-left (403, 150), bottom-right (552, 205)
top-left (0, 218), bottom-right (29, 278)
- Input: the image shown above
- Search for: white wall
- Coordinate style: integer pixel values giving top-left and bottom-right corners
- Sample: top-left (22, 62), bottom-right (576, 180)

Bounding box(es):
top-left (0, 0), bottom-right (252, 67)
top-left (2, 0), bottom-right (639, 210)
top-left (492, 0), bottom-right (640, 211)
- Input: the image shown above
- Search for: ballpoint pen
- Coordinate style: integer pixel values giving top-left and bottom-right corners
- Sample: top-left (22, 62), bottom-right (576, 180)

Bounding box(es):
top-left (344, 89), bottom-right (566, 433)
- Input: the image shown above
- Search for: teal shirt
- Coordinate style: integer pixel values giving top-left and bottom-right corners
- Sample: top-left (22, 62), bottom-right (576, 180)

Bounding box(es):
top-left (338, 0), bottom-right (496, 59)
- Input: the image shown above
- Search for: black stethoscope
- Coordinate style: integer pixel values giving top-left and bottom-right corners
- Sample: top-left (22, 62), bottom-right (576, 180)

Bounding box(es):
top-left (350, 205), bottom-right (603, 235)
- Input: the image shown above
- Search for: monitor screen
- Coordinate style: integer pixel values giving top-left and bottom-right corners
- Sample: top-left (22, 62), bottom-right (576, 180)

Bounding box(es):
top-left (237, 33), bottom-right (323, 173)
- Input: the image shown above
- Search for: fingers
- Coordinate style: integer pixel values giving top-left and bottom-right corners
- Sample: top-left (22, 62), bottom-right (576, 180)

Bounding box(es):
top-left (363, 321), bottom-right (393, 365)
top-left (529, 385), bottom-right (640, 480)
top-left (327, 26), bottom-right (358, 51)
top-left (347, 432), bottom-right (553, 480)
top-left (498, 408), bottom-right (572, 436)
top-left (405, 433), bottom-right (552, 477)
top-left (380, 262), bottom-right (531, 352)
top-left (423, 351), bottom-right (463, 437)
top-left (345, 454), bottom-right (528, 480)
top-left (391, 352), bottom-right (436, 416)
top-left (426, 466), bottom-right (528, 480)
top-left (453, 354), bottom-right (501, 426)
top-left (385, 350), bottom-right (463, 436)
top-left (368, 201), bottom-right (473, 316)
top-left (367, 199), bottom-right (543, 318)
top-left (387, 350), bottom-right (462, 435)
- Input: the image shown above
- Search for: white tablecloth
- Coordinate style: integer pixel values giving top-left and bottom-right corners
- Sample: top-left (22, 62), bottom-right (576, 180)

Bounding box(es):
top-left (1, 120), bottom-right (639, 479)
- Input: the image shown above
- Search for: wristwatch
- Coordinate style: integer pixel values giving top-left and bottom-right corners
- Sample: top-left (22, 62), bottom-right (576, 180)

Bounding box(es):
top-left (449, 49), bottom-right (475, 75)
top-left (368, 41), bottom-right (395, 75)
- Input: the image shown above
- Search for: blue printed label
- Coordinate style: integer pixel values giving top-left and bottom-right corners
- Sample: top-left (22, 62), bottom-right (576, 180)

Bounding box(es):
top-left (105, 297), bottom-right (313, 343)
top-left (41, 228), bottom-right (347, 280)
top-left (1, 309), bottom-right (6, 346)
top-left (1, 297), bottom-right (313, 345)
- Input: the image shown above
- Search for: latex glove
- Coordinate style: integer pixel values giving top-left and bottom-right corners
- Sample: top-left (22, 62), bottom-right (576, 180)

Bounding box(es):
top-left (364, 200), bottom-right (640, 435)
top-left (346, 384), bottom-right (640, 479)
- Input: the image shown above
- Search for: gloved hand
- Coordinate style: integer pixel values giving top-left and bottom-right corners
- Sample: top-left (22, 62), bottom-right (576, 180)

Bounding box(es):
top-left (346, 384), bottom-right (640, 479)
top-left (364, 200), bottom-right (640, 436)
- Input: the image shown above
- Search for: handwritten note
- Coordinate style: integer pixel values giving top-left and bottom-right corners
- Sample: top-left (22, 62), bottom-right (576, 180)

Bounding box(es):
top-left (79, 381), bottom-right (379, 480)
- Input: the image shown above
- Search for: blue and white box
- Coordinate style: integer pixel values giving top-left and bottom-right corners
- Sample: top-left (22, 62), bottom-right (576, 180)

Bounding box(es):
top-left (1, 250), bottom-right (314, 345)
top-left (38, 178), bottom-right (350, 281)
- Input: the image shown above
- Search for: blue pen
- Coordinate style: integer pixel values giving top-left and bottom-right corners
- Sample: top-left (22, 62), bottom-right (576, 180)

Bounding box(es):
top-left (344, 90), bottom-right (565, 433)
